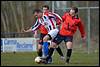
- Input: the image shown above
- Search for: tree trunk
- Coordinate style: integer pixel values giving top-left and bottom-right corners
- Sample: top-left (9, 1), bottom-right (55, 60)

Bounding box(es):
top-left (20, 2), bottom-right (24, 31)
top-left (1, 11), bottom-right (7, 33)
top-left (3, 10), bottom-right (10, 33)
top-left (9, 1), bottom-right (20, 32)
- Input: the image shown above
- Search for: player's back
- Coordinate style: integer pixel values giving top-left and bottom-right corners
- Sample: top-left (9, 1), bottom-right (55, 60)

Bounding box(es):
top-left (42, 12), bottom-right (62, 32)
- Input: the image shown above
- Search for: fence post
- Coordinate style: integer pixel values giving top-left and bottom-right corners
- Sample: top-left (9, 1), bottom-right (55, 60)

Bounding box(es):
top-left (87, 7), bottom-right (90, 54)
top-left (52, 1), bottom-right (54, 13)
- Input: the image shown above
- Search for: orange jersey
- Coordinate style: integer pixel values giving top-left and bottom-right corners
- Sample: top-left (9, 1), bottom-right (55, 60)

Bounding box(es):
top-left (39, 25), bottom-right (48, 34)
top-left (59, 13), bottom-right (86, 38)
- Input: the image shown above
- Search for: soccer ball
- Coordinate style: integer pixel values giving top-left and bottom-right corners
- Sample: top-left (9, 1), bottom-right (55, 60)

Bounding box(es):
top-left (34, 56), bottom-right (42, 63)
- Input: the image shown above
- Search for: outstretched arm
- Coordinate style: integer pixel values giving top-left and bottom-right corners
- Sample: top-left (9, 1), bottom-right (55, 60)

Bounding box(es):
top-left (33, 30), bottom-right (38, 38)
top-left (22, 27), bottom-right (33, 33)
top-left (78, 19), bottom-right (86, 41)
top-left (22, 19), bottom-right (41, 33)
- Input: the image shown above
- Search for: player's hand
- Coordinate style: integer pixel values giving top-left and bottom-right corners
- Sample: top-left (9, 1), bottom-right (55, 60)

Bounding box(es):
top-left (34, 31), bottom-right (38, 38)
top-left (82, 36), bottom-right (86, 42)
top-left (21, 28), bottom-right (26, 33)
top-left (34, 34), bottom-right (38, 38)
top-left (23, 29), bottom-right (27, 32)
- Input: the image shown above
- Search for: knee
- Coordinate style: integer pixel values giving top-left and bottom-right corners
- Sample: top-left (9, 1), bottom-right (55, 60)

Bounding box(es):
top-left (66, 42), bottom-right (73, 49)
top-left (43, 38), bottom-right (47, 42)
top-left (38, 44), bottom-right (42, 50)
top-left (50, 42), bottom-right (57, 48)
top-left (43, 36), bottom-right (48, 42)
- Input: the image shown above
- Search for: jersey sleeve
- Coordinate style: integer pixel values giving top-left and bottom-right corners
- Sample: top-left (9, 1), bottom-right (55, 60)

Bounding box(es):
top-left (54, 13), bottom-right (62, 25)
top-left (62, 12), bottom-right (67, 21)
top-left (78, 19), bottom-right (86, 38)
top-left (31, 19), bottom-right (41, 32)
top-left (50, 12), bottom-right (62, 25)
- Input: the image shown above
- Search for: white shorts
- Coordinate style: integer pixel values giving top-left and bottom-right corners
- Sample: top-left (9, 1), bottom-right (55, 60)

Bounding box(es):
top-left (48, 29), bottom-right (59, 39)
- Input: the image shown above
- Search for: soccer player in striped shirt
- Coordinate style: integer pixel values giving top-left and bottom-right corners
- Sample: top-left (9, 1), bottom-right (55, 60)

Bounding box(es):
top-left (42, 5), bottom-right (65, 62)
top-left (23, 9), bottom-right (64, 63)
top-left (22, 9), bottom-right (48, 58)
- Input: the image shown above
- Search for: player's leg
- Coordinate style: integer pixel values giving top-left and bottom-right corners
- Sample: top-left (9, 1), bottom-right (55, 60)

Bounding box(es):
top-left (37, 33), bottom-right (47, 57)
top-left (43, 34), bottom-right (51, 56)
top-left (66, 42), bottom-right (73, 63)
top-left (42, 29), bottom-right (58, 56)
top-left (50, 29), bottom-right (64, 59)
top-left (37, 43), bottom-right (42, 57)
top-left (42, 29), bottom-right (59, 63)
top-left (56, 46), bottom-right (65, 60)
top-left (45, 34), bottom-right (63, 63)
top-left (64, 36), bottom-right (73, 63)
top-left (47, 41), bottom-right (52, 63)
top-left (42, 34), bottom-right (53, 64)
top-left (45, 41), bottom-right (57, 63)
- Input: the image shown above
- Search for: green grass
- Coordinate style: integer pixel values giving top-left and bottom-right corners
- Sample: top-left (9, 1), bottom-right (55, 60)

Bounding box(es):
top-left (1, 51), bottom-right (99, 66)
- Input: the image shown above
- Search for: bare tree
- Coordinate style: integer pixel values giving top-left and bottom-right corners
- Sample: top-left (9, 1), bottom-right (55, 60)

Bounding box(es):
top-left (1, 11), bottom-right (7, 33)
top-left (20, 2), bottom-right (24, 31)
top-left (3, 9), bottom-right (10, 33)
top-left (9, 1), bottom-right (20, 32)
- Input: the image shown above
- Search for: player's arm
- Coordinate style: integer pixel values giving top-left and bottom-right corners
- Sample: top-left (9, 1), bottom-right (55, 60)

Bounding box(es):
top-left (56, 13), bottom-right (66, 30)
top-left (23, 27), bottom-right (33, 33)
top-left (23, 19), bottom-right (41, 33)
top-left (34, 30), bottom-right (38, 38)
top-left (62, 13), bottom-right (66, 21)
top-left (52, 13), bottom-right (63, 30)
top-left (52, 13), bottom-right (62, 25)
top-left (78, 19), bottom-right (86, 40)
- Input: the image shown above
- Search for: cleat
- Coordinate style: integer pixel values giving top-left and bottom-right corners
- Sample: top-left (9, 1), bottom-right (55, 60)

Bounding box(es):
top-left (65, 62), bottom-right (69, 64)
top-left (47, 57), bottom-right (52, 64)
top-left (40, 57), bottom-right (48, 64)
top-left (60, 56), bottom-right (65, 60)
top-left (40, 56), bottom-right (53, 64)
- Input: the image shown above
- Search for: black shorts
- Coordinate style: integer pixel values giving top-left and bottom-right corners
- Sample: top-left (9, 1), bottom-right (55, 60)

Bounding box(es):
top-left (39, 33), bottom-right (47, 45)
top-left (52, 34), bottom-right (73, 45)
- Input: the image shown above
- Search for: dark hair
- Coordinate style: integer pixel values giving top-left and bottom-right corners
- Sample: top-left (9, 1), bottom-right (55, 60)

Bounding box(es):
top-left (33, 9), bottom-right (42, 14)
top-left (71, 7), bottom-right (78, 13)
top-left (42, 5), bottom-right (49, 10)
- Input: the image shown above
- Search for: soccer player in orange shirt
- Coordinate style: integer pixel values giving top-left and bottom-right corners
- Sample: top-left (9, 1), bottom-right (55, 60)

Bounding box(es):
top-left (44, 7), bottom-right (86, 64)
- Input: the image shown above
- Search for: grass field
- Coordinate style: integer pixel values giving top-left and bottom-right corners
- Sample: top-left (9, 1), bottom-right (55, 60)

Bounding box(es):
top-left (1, 51), bottom-right (99, 66)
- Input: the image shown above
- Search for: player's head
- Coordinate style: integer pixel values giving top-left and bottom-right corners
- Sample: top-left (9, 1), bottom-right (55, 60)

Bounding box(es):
top-left (33, 9), bottom-right (43, 18)
top-left (42, 5), bottom-right (49, 13)
top-left (69, 6), bottom-right (78, 16)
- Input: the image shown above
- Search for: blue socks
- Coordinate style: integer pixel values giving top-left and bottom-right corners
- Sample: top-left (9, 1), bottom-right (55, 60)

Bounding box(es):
top-left (43, 42), bottom-right (52, 63)
top-left (43, 42), bottom-right (49, 57)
